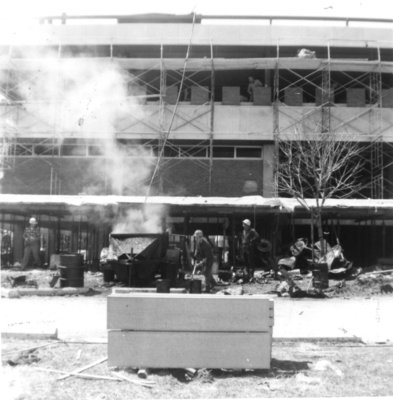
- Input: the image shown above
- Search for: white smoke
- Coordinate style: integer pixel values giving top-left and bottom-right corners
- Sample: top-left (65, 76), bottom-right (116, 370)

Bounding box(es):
top-left (1, 41), bottom-right (166, 232)
top-left (112, 204), bottom-right (166, 234)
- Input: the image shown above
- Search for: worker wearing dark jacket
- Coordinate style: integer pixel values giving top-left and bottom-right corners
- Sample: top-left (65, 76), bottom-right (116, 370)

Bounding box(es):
top-left (241, 219), bottom-right (260, 281)
top-left (21, 217), bottom-right (41, 269)
top-left (193, 230), bottom-right (216, 293)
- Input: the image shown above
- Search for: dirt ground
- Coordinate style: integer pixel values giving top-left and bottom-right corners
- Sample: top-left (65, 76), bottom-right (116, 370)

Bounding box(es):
top-left (2, 265), bottom-right (393, 399)
top-left (2, 338), bottom-right (393, 399)
top-left (1, 263), bottom-right (393, 299)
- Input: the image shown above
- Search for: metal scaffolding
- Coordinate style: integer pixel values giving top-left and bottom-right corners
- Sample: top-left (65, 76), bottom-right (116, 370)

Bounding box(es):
top-left (272, 40), bottom-right (393, 199)
top-left (0, 34), bottom-right (392, 198)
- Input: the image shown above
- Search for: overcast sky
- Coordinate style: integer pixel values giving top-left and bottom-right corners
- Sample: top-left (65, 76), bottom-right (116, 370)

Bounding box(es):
top-left (3, 0), bottom-right (393, 19)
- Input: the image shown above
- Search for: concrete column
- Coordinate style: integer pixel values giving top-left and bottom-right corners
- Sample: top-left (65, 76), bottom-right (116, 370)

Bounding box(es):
top-left (386, 163), bottom-right (393, 199)
top-left (262, 144), bottom-right (275, 197)
top-left (264, 70), bottom-right (271, 87)
top-left (13, 222), bottom-right (24, 264)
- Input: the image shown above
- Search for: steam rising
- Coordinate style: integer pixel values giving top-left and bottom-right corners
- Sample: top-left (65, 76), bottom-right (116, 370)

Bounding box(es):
top-left (112, 204), bottom-right (165, 234)
top-left (1, 46), bottom-right (166, 233)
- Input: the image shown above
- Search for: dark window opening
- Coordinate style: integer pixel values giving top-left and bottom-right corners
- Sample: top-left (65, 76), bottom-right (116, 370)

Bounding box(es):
top-left (213, 147), bottom-right (234, 158)
top-left (236, 147), bottom-right (262, 158)
top-left (61, 145), bottom-right (86, 156)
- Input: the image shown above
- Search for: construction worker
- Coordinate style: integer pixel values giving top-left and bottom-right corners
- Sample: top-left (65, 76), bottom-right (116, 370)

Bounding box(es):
top-left (247, 76), bottom-right (263, 102)
top-left (193, 229), bottom-right (216, 293)
top-left (21, 217), bottom-right (41, 269)
top-left (240, 219), bottom-right (260, 282)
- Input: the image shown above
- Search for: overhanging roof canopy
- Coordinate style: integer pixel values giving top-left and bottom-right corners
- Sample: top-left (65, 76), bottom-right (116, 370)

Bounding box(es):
top-left (0, 195), bottom-right (392, 219)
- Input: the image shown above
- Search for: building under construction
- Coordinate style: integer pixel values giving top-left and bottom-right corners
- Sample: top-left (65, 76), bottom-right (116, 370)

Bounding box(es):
top-left (0, 14), bottom-right (392, 268)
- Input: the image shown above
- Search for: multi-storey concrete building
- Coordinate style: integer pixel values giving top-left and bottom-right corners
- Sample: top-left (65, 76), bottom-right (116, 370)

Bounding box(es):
top-left (0, 14), bottom-right (392, 266)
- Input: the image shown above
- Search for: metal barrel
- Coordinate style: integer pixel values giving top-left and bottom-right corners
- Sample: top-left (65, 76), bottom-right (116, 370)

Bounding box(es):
top-left (102, 266), bottom-right (115, 283)
top-left (189, 279), bottom-right (202, 293)
top-left (156, 279), bottom-right (171, 293)
top-left (312, 263), bottom-right (329, 289)
top-left (59, 253), bottom-right (84, 287)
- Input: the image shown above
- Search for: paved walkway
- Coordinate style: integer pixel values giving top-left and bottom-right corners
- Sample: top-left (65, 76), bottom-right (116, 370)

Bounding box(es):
top-left (2, 294), bottom-right (393, 343)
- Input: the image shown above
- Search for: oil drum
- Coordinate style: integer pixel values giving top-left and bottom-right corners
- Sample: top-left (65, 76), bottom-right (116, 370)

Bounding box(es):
top-left (59, 253), bottom-right (84, 288)
top-left (102, 265), bottom-right (115, 283)
top-left (312, 263), bottom-right (329, 289)
top-left (156, 279), bottom-right (171, 293)
top-left (189, 279), bottom-right (202, 294)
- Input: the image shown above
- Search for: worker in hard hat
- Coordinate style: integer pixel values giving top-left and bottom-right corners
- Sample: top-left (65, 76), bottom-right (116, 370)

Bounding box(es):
top-left (193, 229), bottom-right (216, 293)
top-left (240, 219), bottom-right (260, 282)
top-left (21, 217), bottom-right (41, 269)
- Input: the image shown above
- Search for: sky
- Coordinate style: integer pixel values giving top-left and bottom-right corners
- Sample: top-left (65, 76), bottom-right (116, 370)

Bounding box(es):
top-left (2, 0), bottom-right (393, 20)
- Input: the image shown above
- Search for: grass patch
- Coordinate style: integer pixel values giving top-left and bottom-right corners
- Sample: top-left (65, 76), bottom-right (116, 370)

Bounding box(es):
top-left (2, 338), bottom-right (393, 399)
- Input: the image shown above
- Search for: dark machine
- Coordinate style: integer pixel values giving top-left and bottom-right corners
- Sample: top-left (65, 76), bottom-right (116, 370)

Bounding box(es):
top-left (100, 232), bottom-right (188, 287)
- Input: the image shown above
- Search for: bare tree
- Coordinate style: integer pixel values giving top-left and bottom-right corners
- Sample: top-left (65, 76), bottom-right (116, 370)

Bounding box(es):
top-left (276, 128), bottom-right (365, 256)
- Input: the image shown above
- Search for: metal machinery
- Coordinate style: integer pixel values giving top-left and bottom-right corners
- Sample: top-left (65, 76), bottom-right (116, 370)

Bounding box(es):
top-left (101, 232), bottom-right (190, 287)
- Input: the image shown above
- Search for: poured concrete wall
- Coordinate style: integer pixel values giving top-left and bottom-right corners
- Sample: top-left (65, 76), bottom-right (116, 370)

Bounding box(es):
top-left (7, 103), bottom-right (393, 141)
top-left (2, 23), bottom-right (392, 49)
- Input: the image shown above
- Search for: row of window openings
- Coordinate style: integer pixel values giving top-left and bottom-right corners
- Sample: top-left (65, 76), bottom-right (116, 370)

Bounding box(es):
top-left (14, 144), bottom-right (263, 159)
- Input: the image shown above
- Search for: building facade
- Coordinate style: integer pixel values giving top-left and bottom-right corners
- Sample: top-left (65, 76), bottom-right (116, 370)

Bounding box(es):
top-left (0, 14), bottom-right (392, 266)
top-left (1, 14), bottom-right (392, 197)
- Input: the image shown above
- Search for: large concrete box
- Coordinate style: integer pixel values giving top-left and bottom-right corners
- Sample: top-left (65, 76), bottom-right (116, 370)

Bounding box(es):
top-left (191, 86), bottom-right (209, 105)
top-left (346, 88), bottom-right (366, 107)
top-left (254, 86), bottom-right (272, 105)
top-left (164, 86), bottom-right (178, 104)
top-left (315, 88), bottom-right (334, 106)
top-left (284, 87), bottom-right (303, 106)
top-left (382, 88), bottom-right (393, 108)
top-left (108, 292), bottom-right (274, 369)
top-left (222, 86), bottom-right (240, 105)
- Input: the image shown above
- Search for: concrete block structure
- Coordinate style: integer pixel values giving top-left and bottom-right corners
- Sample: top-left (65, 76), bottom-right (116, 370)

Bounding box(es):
top-left (108, 291), bottom-right (274, 369)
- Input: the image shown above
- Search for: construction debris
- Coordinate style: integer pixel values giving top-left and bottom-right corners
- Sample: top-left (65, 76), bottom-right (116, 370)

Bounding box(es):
top-left (6, 348), bottom-right (40, 366)
top-left (6, 275), bottom-right (38, 289)
top-left (216, 286), bottom-right (244, 296)
top-left (56, 356), bottom-right (108, 381)
top-left (137, 368), bottom-right (149, 379)
top-left (111, 371), bottom-right (155, 388)
top-left (381, 284), bottom-right (393, 294)
top-left (35, 367), bottom-right (121, 381)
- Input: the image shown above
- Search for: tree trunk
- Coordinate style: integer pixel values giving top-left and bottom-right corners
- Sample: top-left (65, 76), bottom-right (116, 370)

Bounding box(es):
top-left (310, 210), bottom-right (315, 264)
top-left (316, 209), bottom-right (326, 257)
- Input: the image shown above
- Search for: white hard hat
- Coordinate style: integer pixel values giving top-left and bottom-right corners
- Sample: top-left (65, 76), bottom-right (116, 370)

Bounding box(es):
top-left (29, 217), bottom-right (37, 224)
top-left (242, 219), bottom-right (251, 226)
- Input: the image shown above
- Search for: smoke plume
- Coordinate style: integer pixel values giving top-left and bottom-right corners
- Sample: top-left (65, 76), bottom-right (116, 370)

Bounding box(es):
top-left (0, 40), bottom-right (166, 232)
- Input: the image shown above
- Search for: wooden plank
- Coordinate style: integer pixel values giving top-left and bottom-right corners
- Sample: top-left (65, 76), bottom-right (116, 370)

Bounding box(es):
top-left (34, 367), bottom-right (122, 381)
top-left (57, 356), bottom-right (108, 381)
top-left (111, 288), bottom-right (186, 294)
top-left (107, 294), bottom-right (274, 331)
top-left (111, 372), bottom-right (155, 388)
top-left (108, 331), bottom-right (272, 369)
